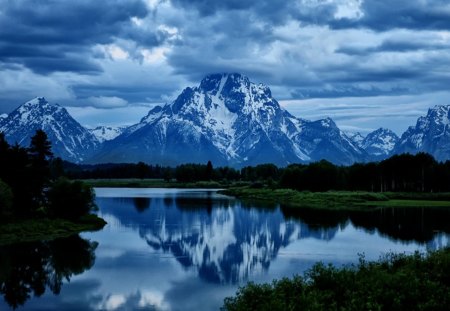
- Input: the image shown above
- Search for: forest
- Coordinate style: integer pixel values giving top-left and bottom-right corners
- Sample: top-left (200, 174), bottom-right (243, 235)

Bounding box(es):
top-left (65, 152), bottom-right (450, 193)
top-left (0, 130), bottom-right (96, 221)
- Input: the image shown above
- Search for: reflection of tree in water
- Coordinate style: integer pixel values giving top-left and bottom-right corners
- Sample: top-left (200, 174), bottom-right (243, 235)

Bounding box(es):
top-left (281, 205), bottom-right (450, 244)
top-left (0, 235), bottom-right (97, 309)
top-left (133, 197), bottom-right (151, 213)
top-left (99, 194), bottom-right (450, 286)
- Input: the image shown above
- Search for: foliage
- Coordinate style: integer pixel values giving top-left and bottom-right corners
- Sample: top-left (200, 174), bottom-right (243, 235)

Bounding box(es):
top-left (47, 178), bottom-right (97, 220)
top-left (0, 130), bottom-right (97, 220)
top-left (0, 179), bottom-right (13, 219)
top-left (222, 248), bottom-right (450, 311)
top-left (62, 152), bottom-right (450, 193)
top-left (0, 216), bottom-right (106, 246)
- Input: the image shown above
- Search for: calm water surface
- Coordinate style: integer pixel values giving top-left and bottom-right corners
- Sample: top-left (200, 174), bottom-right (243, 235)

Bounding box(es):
top-left (1, 188), bottom-right (449, 310)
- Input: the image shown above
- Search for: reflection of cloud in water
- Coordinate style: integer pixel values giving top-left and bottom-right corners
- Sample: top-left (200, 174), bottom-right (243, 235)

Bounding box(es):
top-left (94, 190), bottom-right (450, 289)
top-left (97, 196), bottom-right (338, 284)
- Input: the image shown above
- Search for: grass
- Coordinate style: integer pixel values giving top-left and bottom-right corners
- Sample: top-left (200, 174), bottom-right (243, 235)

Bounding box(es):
top-left (0, 214), bottom-right (107, 246)
top-left (220, 187), bottom-right (450, 210)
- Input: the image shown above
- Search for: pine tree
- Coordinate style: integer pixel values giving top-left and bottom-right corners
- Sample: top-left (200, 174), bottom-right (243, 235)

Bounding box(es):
top-left (206, 160), bottom-right (213, 181)
top-left (28, 130), bottom-right (53, 208)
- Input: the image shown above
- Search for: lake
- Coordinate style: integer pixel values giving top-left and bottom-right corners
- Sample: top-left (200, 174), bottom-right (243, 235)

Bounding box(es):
top-left (1, 188), bottom-right (449, 310)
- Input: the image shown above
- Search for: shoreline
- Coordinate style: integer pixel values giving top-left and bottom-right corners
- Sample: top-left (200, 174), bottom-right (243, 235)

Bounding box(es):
top-left (0, 214), bottom-right (107, 246)
top-left (219, 187), bottom-right (450, 210)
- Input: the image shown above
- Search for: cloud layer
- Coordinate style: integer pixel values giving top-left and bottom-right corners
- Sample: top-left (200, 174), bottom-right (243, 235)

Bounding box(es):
top-left (1, 0), bottom-right (449, 132)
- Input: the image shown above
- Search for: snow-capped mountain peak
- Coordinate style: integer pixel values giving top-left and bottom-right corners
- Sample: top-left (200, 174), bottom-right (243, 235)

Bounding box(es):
top-left (362, 128), bottom-right (399, 158)
top-left (91, 73), bottom-right (369, 166)
top-left (394, 105), bottom-right (450, 161)
top-left (347, 132), bottom-right (365, 147)
top-left (89, 125), bottom-right (125, 143)
top-left (0, 97), bottom-right (99, 162)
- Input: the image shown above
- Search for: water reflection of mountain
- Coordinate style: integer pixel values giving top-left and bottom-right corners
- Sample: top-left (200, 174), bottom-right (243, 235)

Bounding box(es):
top-left (0, 235), bottom-right (97, 309)
top-left (96, 193), bottom-right (450, 284)
top-left (97, 195), bottom-right (339, 284)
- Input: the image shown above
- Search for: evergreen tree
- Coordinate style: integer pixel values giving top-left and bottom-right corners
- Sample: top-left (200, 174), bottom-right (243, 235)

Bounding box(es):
top-left (28, 130), bottom-right (53, 209)
top-left (206, 161), bottom-right (213, 181)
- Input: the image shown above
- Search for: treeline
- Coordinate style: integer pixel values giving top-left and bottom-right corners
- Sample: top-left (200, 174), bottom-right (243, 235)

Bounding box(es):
top-left (64, 152), bottom-right (450, 192)
top-left (280, 153), bottom-right (450, 192)
top-left (0, 130), bottom-right (95, 220)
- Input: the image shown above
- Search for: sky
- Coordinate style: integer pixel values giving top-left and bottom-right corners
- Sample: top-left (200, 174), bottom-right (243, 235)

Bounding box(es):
top-left (1, 0), bottom-right (450, 134)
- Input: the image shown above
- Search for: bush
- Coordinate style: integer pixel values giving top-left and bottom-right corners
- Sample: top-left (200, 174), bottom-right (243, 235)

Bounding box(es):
top-left (47, 178), bottom-right (96, 220)
top-left (222, 249), bottom-right (450, 311)
top-left (0, 179), bottom-right (13, 219)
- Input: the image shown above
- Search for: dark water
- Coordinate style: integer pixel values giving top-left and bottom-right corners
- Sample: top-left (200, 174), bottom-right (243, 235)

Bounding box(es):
top-left (1, 188), bottom-right (449, 311)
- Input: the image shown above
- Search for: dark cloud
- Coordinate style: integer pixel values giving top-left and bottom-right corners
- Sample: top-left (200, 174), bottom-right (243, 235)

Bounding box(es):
top-left (73, 83), bottom-right (176, 104)
top-left (338, 40), bottom-right (450, 56)
top-left (332, 0), bottom-right (450, 31)
top-left (0, 0), bottom-right (149, 74)
top-left (290, 86), bottom-right (411, 99)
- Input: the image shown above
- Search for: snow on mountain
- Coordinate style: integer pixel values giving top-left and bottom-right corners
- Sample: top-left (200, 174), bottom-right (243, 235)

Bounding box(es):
top-left (0, 97), bottom-right (99, 162)
top-left (361, 128), bottom-right (399, 160)
top-left (89, 125), bottom-right (125, 143)
top-left (394, 105), bottom-right (450, 161)
top-left (347, 132), bottom-right (365, 148)
top-left (90, 73), bottom-right (368, 166)
top-left (0, 113), bottom-right (7, 128)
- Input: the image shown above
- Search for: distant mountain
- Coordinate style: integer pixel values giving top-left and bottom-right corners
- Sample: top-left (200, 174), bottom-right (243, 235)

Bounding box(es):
top-left (394, 105), bottom-right (450, 161)
top-left (362, 128), bottom-right (399, 160)
top-left (90, 73), bottom-right (367, 166)
top-left (0, 97), bottom-right (99, 162)
top-left (347, 132), bottom-right (365, 147)
top-left (0, 113), bottom-right (7, 121)
top-left (89, 125), bottom-right (125, 143)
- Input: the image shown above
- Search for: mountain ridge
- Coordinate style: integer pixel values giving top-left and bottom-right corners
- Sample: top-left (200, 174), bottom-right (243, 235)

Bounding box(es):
top-left (2, 75), bottom-right (450, 166)
top-left (0, 97), bottom-right (99, 162)
top-left (90, 73), bottom-right (367, 166)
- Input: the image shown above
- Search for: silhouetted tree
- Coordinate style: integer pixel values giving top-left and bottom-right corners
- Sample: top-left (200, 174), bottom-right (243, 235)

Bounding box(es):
top-left (28, 130), bottom-right (53, 208)
top-left (206, 161), bottom-right (213, 180)
top-left (47, 178), bottom-right (96, 220)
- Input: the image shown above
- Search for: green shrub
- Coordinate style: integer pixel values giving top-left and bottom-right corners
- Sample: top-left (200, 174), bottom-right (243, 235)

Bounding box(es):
top-left (222, 249), bottom-right (450, 311)
top-left (47, 178), bottom-right (96, 220)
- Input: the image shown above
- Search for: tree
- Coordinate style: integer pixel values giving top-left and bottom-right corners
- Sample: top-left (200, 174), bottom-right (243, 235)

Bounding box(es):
top-left (206, 161), bottom-right (213, 181)
top-left (47, 178), bottom-right (96, 220)
top-left (0, 179), bottom-right (13, 219)
top-left (29, 129), bottom-right (53, 163)
top-left (28, 130), bottom-right (53, 207)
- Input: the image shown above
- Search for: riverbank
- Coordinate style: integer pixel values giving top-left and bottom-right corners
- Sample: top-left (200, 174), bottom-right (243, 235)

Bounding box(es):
top-left (80, 178), bottom-right (243, 188)
top-left (222, 248), bottom-right (450, 310)
top-left (220, 187), bottom-right (450, 210)
top-left (0, 214), bottom-right (107, 245)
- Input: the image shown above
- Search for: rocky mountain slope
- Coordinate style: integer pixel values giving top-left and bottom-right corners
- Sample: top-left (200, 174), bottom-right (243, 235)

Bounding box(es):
top-left (89, 125), bottom-right (125, 143)
top-left (0, 97), bottom-right (99, 162)
top-left (394, 105), bottom-right (450, 161)
top-left (91, 73), bottom-right (367, 166)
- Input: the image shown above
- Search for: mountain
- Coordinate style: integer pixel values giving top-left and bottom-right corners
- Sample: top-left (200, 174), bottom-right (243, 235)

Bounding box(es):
top-left (0, 113), bottom-right (7, 121)
top-left (90, 73), bottom-right (367, 166)
top-left (89, 125), bottom-right (125, 143)
top-left (0, 97), bottom-right (99, 162)
top-left (361, 128), bottom-right (399, 160)
top-left (394, 105), bottom-right (450, 161)
top-left (347, 132), bottom-right (365, 148)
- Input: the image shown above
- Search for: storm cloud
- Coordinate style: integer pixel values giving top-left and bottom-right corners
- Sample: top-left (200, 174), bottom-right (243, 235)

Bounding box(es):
top-left (0, 0), bottom-right (450, 133)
